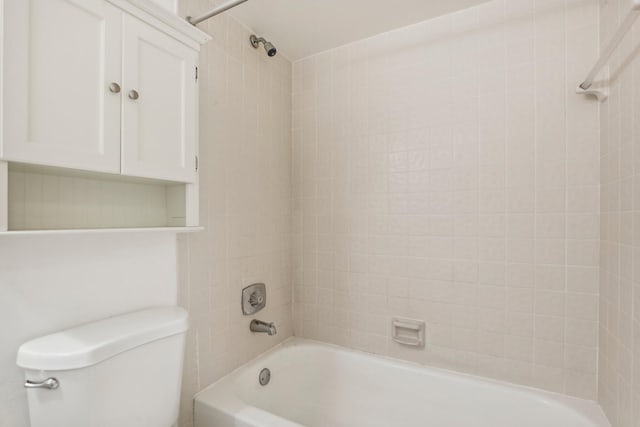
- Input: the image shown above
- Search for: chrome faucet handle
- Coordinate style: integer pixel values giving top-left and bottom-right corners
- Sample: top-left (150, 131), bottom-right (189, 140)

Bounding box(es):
top-left (242, 283), bottom-right (266, 315)
top-left (24, 378), bottom-right (59, 390)
top-left (249, 292), bottom-right (265, 307)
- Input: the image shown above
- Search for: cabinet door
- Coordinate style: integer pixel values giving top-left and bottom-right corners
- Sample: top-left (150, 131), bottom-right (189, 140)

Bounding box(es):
top-left (121, 14), bottom-right (197, 183)
top-left (1, 0), bottom-right (122, 173)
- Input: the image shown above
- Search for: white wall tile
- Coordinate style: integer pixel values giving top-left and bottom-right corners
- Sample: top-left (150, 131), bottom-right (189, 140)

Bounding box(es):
top-left (177, 2), bottom-right (293, 426)
top-left (598, 0), bottom-right (640, 424)
top-left (292, 0), bottom-right (600, 399)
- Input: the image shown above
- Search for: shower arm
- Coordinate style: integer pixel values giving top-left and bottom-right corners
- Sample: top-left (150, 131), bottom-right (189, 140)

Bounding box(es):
top-left (186, 0), bottom-right (249, 26)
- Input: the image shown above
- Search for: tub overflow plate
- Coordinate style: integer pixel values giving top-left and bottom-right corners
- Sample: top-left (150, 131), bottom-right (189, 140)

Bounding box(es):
top-left (259, 368), bottom-right (271, 386)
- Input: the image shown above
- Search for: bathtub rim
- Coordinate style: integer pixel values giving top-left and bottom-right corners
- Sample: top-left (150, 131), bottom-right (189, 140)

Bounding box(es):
top-left (194, 337), bottom-right (610, 427)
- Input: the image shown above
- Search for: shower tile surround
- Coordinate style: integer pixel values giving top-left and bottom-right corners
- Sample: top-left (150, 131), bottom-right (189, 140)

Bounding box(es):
top-left (598, 0), bottom-right (640, 425)
top-left (176, 1), bottom-right (293, 426)
top-left (292, 0), bottom-right (601, 400)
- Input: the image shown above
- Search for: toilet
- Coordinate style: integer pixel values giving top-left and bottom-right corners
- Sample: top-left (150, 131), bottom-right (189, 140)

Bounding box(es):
top-left (16, 306), bottom-right (188, 427)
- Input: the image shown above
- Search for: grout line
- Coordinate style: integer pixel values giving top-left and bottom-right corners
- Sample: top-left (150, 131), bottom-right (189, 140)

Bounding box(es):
top-left (562, 0), bottom-right (569, 394)
top-left (503, 0), bottom-right (510, 376)
top-left (593, 0), bottom-right (603, 397)
top-left (533, 0), bottom-right (541, 386)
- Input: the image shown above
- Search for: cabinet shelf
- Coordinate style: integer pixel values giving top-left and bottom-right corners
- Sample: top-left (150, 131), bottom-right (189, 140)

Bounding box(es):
top-left (0, 226), bottom-right (203, 237)
top-left (1, 162), bottom-right (199, 232)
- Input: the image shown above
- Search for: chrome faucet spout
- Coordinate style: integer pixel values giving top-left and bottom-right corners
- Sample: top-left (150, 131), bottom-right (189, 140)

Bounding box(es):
top-left (250, 319), bottom-right (277, 336)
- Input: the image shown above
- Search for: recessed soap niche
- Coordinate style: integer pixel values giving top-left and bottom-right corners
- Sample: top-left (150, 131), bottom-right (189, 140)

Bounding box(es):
top-left (392, 317), bottom-right (426, 348)
top-left (2, 163), bottom-right (197, 232)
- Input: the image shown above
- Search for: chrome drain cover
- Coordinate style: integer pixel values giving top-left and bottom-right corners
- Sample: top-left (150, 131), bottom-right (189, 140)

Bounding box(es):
top-left (259, 368), bottom-right (271, 386)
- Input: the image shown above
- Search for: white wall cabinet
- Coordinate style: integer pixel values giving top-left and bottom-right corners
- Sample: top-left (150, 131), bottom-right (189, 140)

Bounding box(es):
top-left (2, 0), bottom-right (123, 174)
top-left (121, 13), bottom-right (198, 183)
top-left (1, 0), bottom-right (204, 183)
top-left (0, 0), bottom-right (210, 232)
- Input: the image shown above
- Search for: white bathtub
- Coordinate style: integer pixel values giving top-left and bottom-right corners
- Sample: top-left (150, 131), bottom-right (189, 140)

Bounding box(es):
top-left (194, 338), bottom-right (610, 427)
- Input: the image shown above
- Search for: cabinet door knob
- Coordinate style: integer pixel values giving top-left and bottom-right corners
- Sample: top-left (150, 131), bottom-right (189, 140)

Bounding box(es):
top-left (128, 90), bottom-right (140, 100)
top-left (108, 83), bottom-right (121, 94)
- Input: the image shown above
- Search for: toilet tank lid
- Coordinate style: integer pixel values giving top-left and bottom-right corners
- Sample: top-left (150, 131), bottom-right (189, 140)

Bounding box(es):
top-left (16, 306), bottom-right (188, 371)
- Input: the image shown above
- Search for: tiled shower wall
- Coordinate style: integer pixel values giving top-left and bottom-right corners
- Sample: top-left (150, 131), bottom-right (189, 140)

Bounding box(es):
top-left (293, 0), bottom-right (601, 398)
top-left (598, 0), bottom-right (640, 425)
top-left (177, 1), bottom-right (293, 426)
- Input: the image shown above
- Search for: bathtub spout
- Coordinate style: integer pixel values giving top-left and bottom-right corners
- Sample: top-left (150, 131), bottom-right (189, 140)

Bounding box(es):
top-left (250, 319), bottom-right (277, 336)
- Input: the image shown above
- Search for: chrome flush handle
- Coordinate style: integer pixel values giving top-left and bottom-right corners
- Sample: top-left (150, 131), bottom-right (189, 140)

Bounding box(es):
top-left (24, 378), bottom-right (59, 390)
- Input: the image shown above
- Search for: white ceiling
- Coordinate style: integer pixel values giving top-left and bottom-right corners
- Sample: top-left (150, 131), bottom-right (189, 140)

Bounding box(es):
top-left (227, 0), bottom-right (489, 61)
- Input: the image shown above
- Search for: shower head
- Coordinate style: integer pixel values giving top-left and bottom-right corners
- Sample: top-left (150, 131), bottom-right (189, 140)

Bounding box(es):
top-left (250, 34), bottom-right (277, 57)
top-left (263, 41), bottom-right (277, 57)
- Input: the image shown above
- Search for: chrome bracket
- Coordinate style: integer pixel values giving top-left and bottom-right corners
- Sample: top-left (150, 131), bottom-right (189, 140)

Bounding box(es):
top-left (576, 85), bottom-right (609, 102)
top-left (576, 66), bottom-right (609, 102)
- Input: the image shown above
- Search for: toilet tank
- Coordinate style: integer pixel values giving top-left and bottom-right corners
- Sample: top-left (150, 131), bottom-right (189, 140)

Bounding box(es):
top-left (16, 306), bottom-right (189, 427)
